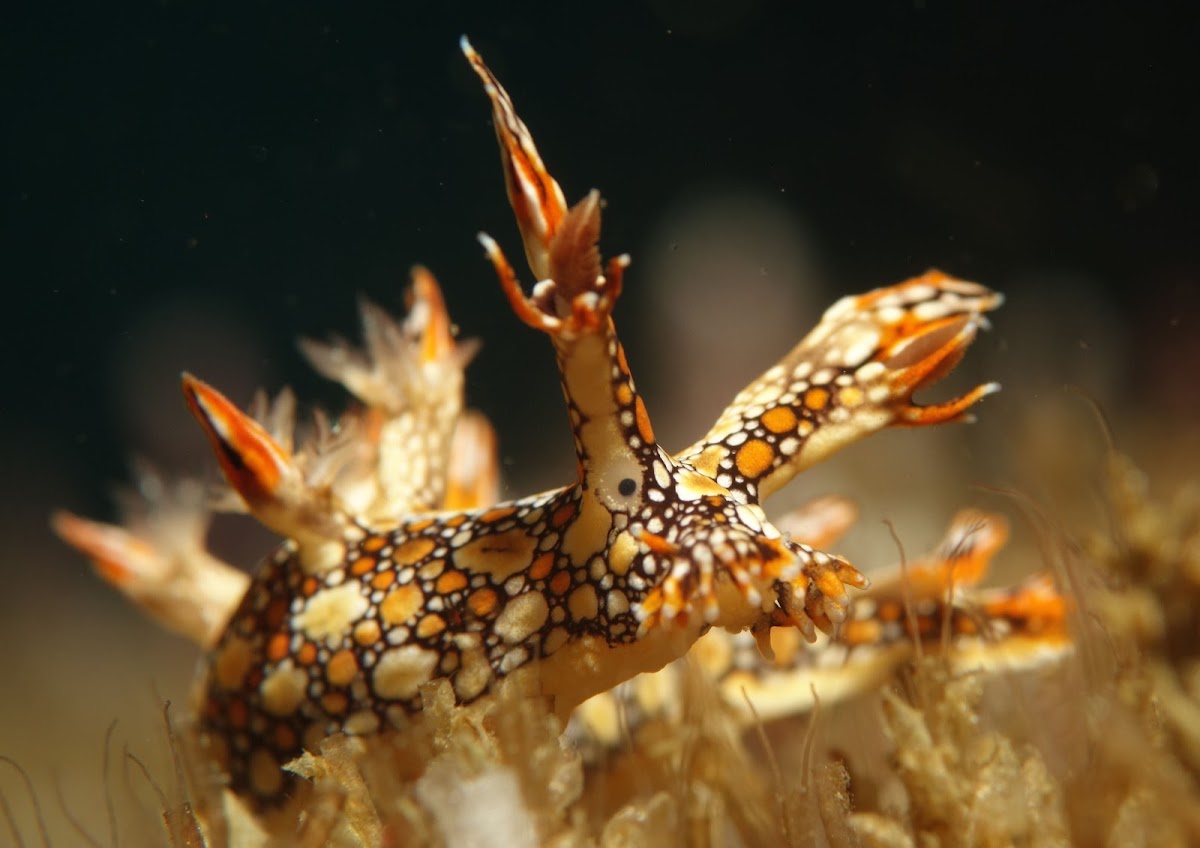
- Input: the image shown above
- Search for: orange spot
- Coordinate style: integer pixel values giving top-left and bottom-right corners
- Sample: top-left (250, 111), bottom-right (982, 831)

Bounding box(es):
top-left (444, 514), bottom-right (467, 528)
top-left (615, 383), bottom-right (633, 406)
top-left (406, 518), bottom-right (436, 534)
top-left (735, 439), bottom-right (775, 478)
top-left (301, 576), bottom-right (319, 597)
top-left (350, 557), bottom-right (376, 577)
top-left (551, 502), bottom-right (577, 528)
top-left (353, 619), bottom-right (382, 647)
top-left (264, 597), bottom-right (288, 630)
top-left (480, 506), bottom-right (517, 523)
top-left (761, 406), bottom-right (798, 434)
top-left (362, 536), bottom-right (388, 553)
top-left (380, 584), bottom-right (424, 625)
top-left (266, 633), bottom-right (291, 663)
top-left (296, 642), bottom-right (318, 666)
top-left (640, 589), bottom-right (663, 615)
top-left (326, 649), bottom-right (358, 688)
top-left (394, 537), bottom-right (435, 566)
top-left (273, 724), bottom-right (298, 751)
top-left (529, 552), bottom-right (555, 581)
top-left (549, 570), bottom-right (572, 596)
top-left (467, 587), bottom-right (499, 617)
top-left (436, 570), bottom-right (468, 595)
top-left (371, 570), bottom-right (396, 591)
top-left (417, 614), bottom-right (447, 639)
top-left (634, 396), bottom-right (654, 443)
top-left (321, 692), bottom-right (349, 715)
top-left (837, 386), bottom-right (865, 408)
top-left (878, 601), bottom-right (902, 622)
top-left (804, 388), bottom-right (830, 411)
top-left (616, 343), bottom-right (630, 375)
top-left (638, 529), bottom-right (680, 556)
top-left (227, 698), bottom-right (248, 729)
top-left (842, 620), bottom-right (882, 646)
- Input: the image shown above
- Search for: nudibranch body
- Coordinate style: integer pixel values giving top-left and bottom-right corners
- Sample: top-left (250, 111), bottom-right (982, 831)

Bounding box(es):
top-left (57, 39), bottom-right (1005, 804)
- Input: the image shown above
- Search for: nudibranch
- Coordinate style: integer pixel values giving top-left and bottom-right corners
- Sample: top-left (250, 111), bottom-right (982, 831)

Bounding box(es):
top-left (57, 39), bottom-right (1005, 804)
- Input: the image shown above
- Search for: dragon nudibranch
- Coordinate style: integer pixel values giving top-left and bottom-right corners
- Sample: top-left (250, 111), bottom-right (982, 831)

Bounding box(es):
top-left (60, 40), bottom-right (1004, 804)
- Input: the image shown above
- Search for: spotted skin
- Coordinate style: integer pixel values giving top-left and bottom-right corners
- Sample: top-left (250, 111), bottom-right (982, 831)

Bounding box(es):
top-left (193, 41), bottom-right (1005, 804)
top-left (680, 273), bottom-right (1003, 504)
top-left (570, 510), bottom-right (1071, 750)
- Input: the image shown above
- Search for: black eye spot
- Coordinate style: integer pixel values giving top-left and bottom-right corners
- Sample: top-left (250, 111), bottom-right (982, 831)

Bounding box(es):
top-left (618, 478), bottom-right (637, 497)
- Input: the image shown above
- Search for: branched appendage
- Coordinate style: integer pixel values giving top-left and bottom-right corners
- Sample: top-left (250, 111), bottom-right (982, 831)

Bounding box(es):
top-left (52, 468), bottom-right (249, 648)
top-left (680, 272), bottom-right (1003, 503)
top-left (299, 267), bottom-right (481, 522)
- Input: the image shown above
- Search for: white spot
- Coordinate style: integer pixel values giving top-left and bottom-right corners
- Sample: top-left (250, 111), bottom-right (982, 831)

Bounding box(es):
top-left (779, 437), bottom-right (800, 455)
top-left (914, 299), bottom-right (951, 322)
top-left (811, 368), bottom-right (834, 386)
top-left (876, 305), bottom-right (905, 325)
top-left (792, 361), bottom-right (813, 380)
top-left (841, 331), bottom-right (880, 368)
top-left (855, 361), bottom-right (886, 383)
top-left (904, 283), bottom-right (936, 302)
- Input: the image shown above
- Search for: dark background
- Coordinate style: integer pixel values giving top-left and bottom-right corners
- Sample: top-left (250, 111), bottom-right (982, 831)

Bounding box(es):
top-left (5, 2), bottom-right (1197, 505)
top-left (1, 3), bottom-right (1197, 833)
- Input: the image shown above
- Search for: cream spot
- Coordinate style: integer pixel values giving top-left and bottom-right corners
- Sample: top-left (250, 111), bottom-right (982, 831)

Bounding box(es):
top-left (494, 591), bottom-right (550, 644)
top-left (454, 643), bottom-right (493, 701)
top-left (452, 528), bottom-right (536, 582)
top-left (674, 468), bottom-right (728, 502)
top-left (295, 583), bottom-right (369, 644)
top-left (569, 584), bottom-right (599, 620)
top-left (608, 531), bottom-right (638, 576)
top-left (343, 710), bottom-right (380, 735)
top-left (543, 627), bottom-right (569, 655)
top-left (606, 590), bottom-right (629, 616)
top-left (373, 644), bottom-right (438, 700)
top-left (561, 491), bottom-right (613, 565)
top-left (260, 663), bottom-right (309, 717)
top-left (213, 637), bottom-right (254, 691)
top-left (249, 747), bottom-right (283, 797)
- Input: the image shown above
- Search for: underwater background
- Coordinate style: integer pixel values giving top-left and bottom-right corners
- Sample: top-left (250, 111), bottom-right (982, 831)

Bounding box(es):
top-left (2, 2), bottom-right (1197, 844)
